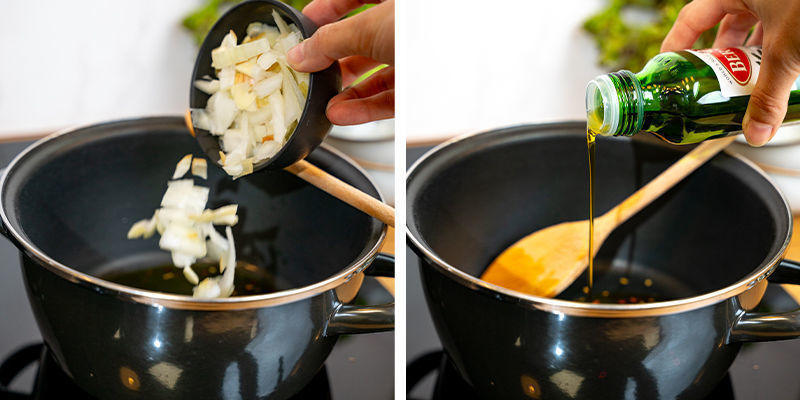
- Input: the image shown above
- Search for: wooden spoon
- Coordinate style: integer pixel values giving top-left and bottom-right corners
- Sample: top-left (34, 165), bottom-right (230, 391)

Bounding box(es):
top-left (184, 110), bottom-right (395, 227)
top-left (481, 136), bottom-right (737, 297)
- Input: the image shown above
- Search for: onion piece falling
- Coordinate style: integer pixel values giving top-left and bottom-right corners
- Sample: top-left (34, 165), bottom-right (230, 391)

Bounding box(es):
top-left (191, 158), bottom-right (208, 179)
top-left (172, 154), bottom-right (193, 179)
top-left (127, 155), bottom-right (241, 298)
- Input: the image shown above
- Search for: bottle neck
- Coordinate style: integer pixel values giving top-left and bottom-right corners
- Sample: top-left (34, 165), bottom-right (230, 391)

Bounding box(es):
top-left (585, 70), bottom-right (644, 137)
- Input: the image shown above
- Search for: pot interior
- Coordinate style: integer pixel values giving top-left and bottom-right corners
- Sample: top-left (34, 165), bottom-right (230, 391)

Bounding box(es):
top-left (3, 117), bottom-right (384, 293)
top-left (407, 123), bottom-right (790, 302)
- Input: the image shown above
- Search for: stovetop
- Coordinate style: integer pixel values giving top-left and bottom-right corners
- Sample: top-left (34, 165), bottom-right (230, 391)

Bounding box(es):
top-left (406, 144), bottom-right (800, 400)
top-left (406, 350), bottom-right (741, 399)
top-left (0, 140), bottom-right (393, 400)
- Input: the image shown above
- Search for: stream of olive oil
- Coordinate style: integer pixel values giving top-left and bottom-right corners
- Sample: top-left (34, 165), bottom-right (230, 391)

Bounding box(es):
top-left (587, 126), bottom-right (596, 292)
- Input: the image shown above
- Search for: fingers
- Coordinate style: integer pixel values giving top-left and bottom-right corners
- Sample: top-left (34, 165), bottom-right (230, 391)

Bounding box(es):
top-left (288, 0), bottom-right (394, 72)
top-left (327, 90), bottom-right (395, 125)
top-left (745, 22), bottom-right (763, 46)
top-left (713, 12), bottom-right (759, 48)
top-left (743, 42), bottom-right (800, 146)
top-left (662, 0), bottom-right (727, 51)
top-left (334, 65), bottom-right (393, 100)
top-left (302, 0), bottom-right (381, 27)
top-left (290, 0), bottom-right (395, 125)
top-left (327, 67), bottom-right (394, 125)
top-left (339, 56), bottom-right (384, 87)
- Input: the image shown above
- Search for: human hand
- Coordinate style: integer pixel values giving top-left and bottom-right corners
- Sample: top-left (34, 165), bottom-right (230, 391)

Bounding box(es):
top-left (661, 0), bottom-right (800, 146)
top-left (288, 0), bottom-right (394, 126)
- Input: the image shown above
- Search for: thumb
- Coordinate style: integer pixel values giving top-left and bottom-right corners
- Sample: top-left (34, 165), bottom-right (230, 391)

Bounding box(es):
top-left (287, 18), bottom-right (364, 73)
top-left (743, 47), bottom-right (800, 146)
top-left (287, 1), bottom-right (392, 73)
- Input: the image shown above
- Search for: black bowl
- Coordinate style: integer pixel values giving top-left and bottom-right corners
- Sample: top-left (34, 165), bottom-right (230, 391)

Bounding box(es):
top-left (189, 0), bottom-right (341, 170)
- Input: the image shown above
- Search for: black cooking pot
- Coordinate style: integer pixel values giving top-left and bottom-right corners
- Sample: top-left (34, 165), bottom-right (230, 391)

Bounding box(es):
top-left (407, 122), bottom-right (800, 400)
top-left (0, 117), bottom-right (393, 399)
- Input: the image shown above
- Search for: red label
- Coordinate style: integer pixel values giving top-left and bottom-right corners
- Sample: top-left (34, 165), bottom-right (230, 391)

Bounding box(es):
top-left (707, 48), bottom-right (752, 85)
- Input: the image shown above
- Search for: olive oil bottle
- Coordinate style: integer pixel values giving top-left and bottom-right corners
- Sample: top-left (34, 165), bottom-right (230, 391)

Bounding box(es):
top-left (586, 46), bottom-right (800, 144)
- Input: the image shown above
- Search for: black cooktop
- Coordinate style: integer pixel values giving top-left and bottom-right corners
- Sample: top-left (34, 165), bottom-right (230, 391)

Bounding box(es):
top-left (406, 144), bottom-right (800, 400)
top-left (407, 350), bottom-right (739, 399)
top-left (0, 344), bottom-right (334, 400)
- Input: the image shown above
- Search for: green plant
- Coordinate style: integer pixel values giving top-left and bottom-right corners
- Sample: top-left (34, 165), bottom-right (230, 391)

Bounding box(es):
top-left (182, 0), bottom-right (371, 45)
top-left (583, 0), bottom-right (717, 71)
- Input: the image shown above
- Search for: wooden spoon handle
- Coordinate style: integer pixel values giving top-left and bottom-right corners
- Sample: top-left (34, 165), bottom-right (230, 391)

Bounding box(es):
top-left (185, 109), bottom-right (394, 227)
top-left (602, 136), bottom-right (736, 228)
top-left (285, 160), bottom-right (395, 227)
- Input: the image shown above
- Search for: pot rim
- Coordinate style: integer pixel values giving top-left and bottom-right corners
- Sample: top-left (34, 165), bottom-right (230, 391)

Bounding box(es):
top-left (406, 121), bottom-right (793, 318)
top-left (0, 116), bottom-right (388, 311)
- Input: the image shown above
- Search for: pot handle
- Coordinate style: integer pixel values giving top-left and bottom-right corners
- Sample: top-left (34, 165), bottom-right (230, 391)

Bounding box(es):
top-left (730, 259), bottom-right (800, 342)
top-left (326, 253), bottom-right (394, 336)
top-left (0, 167), bottom-right (8, 239)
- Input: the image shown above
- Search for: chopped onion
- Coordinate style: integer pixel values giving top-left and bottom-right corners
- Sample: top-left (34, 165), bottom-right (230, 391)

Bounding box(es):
top-left (127, 217), bottom-right (157, 239)
top-left (276, 31), bottom-right (302, 54)
top-left (206, 91), bottom-right (238, 134)
top-left (128, 155), bottom-right (241, 297)
top-left (257, 51), bottom-right (278, 70)
top-left (173, 252), bottom-right (197, 271)
top-left (212, 204), bottom-right (238, 221)
top-left (220, 30), bottom-right (237, 48)
top-left (161, 179), bottom-right (209, 214)
top-left (272, 10), bottom-right (291, 35)
top-left (231, 82), bottom-right (256, 111)
top-left (280, 68), bottom-right (302, 126)
top-left (188, 205), bottom-right (238, 225)
top-left (172, 154), bottom-right (192, 179)
top-left (182, 266), bottom-right (200, 285)
top-left (194, 79), bottom-right (220, 95)
top-left (191, 109), bottom-right (211, 131)
top-left (206, 224), bottom-right (229, 248)
top-left (191, 158), bottom-right (207, 179)
top-left (221, 129), bottom-right (250, 156)
top-left (211, 38), bottom-right (270, 69)
top-left (253, 74), bottom-right (282, 97)
top-left (254, 140), bottom-right (281, 162)
top-left (193, 278), bottom-right (221, 298)
top-left (246, 22), bottom-right (267, 38)
top-left (159, 222), bottom-right (206, 257)
top-left (192, 226), bottom-right (236, 298)
top-left (267, 91), bottom-right (286, 142)
top-left (218, 67), bottom-right (235, 90)
top-left (263, 26), bottom-right (281, 44)
top-left (223, 226), bottom-right (236, 281)
top-left (193, 13), bottom-right (309, 178)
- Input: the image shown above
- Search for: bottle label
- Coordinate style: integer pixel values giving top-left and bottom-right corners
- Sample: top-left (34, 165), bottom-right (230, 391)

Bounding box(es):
top-left (687, 47), bottom-right (762, 97)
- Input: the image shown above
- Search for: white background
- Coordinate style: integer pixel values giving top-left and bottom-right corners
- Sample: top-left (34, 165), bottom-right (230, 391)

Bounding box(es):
top-left (402, 0), bottom-right (608, 143)
top-left (0, 1), bottom-right (200, 137)
top-left (0, 1), bottom-right (610, 141)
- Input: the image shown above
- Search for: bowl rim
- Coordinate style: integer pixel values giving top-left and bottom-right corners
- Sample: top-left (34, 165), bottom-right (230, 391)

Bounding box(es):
top-left (0, 116), bottom-right (388, 311)
top-left (406, 121), bottom-right (793, 318)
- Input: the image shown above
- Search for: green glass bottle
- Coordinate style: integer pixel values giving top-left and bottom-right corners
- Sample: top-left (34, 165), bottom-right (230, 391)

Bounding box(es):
top-left (586, 46), bottom-right (800, 144)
